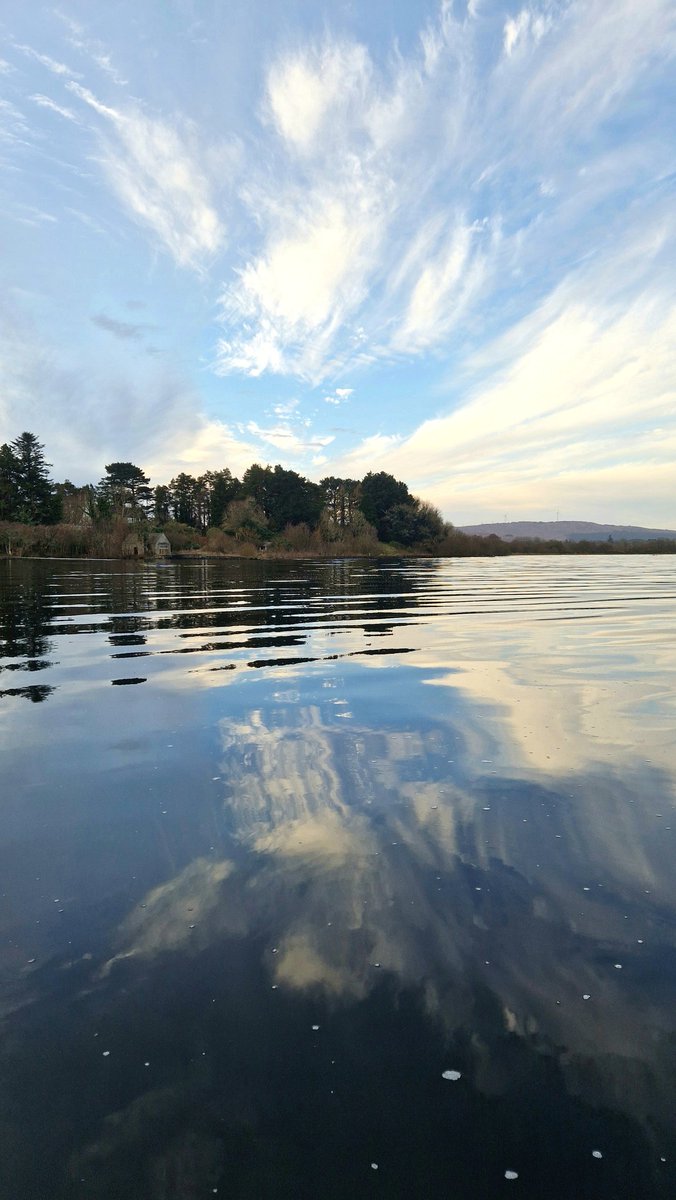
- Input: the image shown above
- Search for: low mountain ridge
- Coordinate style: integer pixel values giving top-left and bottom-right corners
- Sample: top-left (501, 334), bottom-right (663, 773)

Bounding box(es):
top-left (458, 520), bottom-right (676, 542)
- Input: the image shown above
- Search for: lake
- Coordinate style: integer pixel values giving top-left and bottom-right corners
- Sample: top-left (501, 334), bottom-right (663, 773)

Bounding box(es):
top-left (1, 555), bottom-right (675, 1198)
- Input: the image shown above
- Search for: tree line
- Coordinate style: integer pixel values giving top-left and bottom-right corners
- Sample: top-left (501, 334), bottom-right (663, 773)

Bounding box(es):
top-left (0, 431), bottom-right (446, 552)
top-left (3, 432), bottom-right (675, 558)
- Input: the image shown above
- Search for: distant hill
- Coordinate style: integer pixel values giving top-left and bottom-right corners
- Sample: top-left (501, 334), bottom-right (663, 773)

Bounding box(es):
top-left (458, 520), bottom-right (676, 543)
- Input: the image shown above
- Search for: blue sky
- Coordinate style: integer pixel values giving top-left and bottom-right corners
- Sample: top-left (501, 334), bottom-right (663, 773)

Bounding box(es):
top-left (1, 0), bottom-right (675, 525)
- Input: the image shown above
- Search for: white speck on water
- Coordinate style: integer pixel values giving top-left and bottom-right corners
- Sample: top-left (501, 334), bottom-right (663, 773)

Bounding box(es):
top-left (371, 1163), bottom-right (379, 1170)
top-left (374, 962), bottom-right (381, 968)
top-left (102, 1051), bottom-right (110, 1057)
top-left (312, 1025), bottom-right (320, 1031)
top-left (161, 810), bottom-right (167, 815)
top-left (637, 939), bottom-right (644, 944)
top-left (592, 1150), bottom-right (603, 1159)
top-left (144, 1061), bottom-right (150, 1067)
top-left (583, 994), bottom-right (591, 1000)
top-left (583, 887), bottom-right (590, 891)
top-left (504, 1170), bottom-right (519, 1180)
top-left (442, 1069), bottom-right (461, 1081)
top-left (27, 958), bottom-right (36, 964)
top-left (614, 963), bottom-right (622, 969)
top-left (271, 984), bottom-right (278, 990)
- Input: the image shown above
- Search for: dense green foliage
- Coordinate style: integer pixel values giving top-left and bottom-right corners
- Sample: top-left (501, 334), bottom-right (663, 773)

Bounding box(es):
top-left (0, 433), bottom-right (61, 524)
top-left (1, 431), bottom-right (675, 558)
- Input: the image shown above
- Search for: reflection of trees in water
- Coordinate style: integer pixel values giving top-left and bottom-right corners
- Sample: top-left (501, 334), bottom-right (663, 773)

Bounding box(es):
top-left (0, 569), bottom-right (54, 660)
top-left (0, 683), bottom-right (55, 702)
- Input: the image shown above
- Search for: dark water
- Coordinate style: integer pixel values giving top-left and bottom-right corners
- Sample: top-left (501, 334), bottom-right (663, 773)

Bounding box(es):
top-left (1, 555), bottom-right (675, 1199)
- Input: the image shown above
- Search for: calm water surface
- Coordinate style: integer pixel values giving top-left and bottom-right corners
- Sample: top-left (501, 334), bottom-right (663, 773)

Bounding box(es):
top-left (1, 555), bottom-right (675, 1199)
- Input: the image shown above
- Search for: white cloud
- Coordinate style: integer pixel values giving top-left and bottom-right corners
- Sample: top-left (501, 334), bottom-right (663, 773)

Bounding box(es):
top-left (53, 10), bottom-right (128, 85)
top-left (13, 42), bottom-right (81, 78)
top-left (144, 418), bottom-right (259, 481)
top-left (30, 94), bottom-right (80, 123)
top-left (503, 7), bottom-right (553, 57)
top-left (331, 221), bottom-right (676, 525)
top-left (323, 387), bottom-right (353, 405)
top-left (215, 0), bottom-right (676, 384)
top-left (392, 220), bottom-right (489, 352)
top-left (217, 181), bottom-right (385, 379)
top-left (0, 97), bottom-right (30, 143)
top-left (245, 420), bottom-right (334, 455)
top-left (66, 83), bottom-right (225, 269)
top-left (272, 398), bottom-right (300, 417)
top-left (266, 41), bottom-right (371, 153)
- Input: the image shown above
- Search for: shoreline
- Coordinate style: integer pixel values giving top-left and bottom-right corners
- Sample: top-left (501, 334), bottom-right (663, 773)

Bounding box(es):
top-left (2, 546), bottom-right (676, 564)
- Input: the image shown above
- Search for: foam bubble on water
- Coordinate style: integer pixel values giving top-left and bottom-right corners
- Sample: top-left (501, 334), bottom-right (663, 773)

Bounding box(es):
top-left (312, 1025), bottom-right (320, 1031)
top-left (582, 994), bottom-right (591, 1000)
top-left (504, 1170), bottom-right (519, 1180)
top-left (371, 1162), bottom-right (379, 1170)
top-left (592, 1150), bottom-right (603, 1159)
top-left (614, 963), bottom-right (623, 969)
top-left (442, 1069), bottom-right (461, 1081)
top-left (102, 1051), bottom-right (110, 1057)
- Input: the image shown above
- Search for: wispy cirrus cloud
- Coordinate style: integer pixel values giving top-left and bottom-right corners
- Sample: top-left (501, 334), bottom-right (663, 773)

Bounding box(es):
top-left (215, 0), bottom-right (676, 386)
top-left (66, 82), bottom-right (226, 269)
top-left (333, 209), bottom-right (676, 524)
top-left (12, 41), bottom-right (81, 78)
top-left (29, 93), bottom-right (80, 123)
top-left (54, 10), bottom-right (128, 86)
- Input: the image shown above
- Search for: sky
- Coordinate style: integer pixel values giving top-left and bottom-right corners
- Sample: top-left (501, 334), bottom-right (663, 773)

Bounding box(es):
top-left (1, 0), bottom-right (675, 526)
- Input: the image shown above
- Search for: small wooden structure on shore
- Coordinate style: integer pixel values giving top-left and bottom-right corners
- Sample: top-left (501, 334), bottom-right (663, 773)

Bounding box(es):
top-left (152, 532), bottom-right (171, 557)
top-left (121, 532), bottom-right (145, 558)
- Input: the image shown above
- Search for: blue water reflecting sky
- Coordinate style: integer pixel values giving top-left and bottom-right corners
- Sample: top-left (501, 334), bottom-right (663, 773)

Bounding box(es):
top-left (1, 556), bottom-right (675, 1198)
